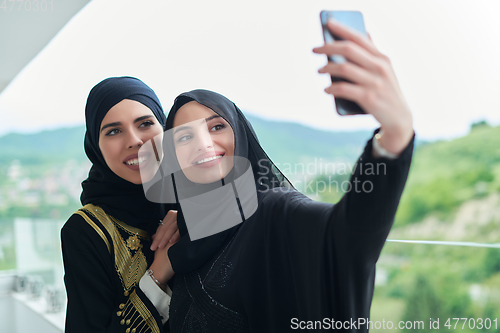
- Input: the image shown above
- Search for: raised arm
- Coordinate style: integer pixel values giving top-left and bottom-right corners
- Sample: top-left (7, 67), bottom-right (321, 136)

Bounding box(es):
top-left (311, 17), bottom-right (415, 252)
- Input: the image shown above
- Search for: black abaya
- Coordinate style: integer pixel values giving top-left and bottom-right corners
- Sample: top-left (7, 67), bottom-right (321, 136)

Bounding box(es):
top-left (62, 204), bottom-right (170, 333)
top-left (162, 90), bottom-right (414, 332)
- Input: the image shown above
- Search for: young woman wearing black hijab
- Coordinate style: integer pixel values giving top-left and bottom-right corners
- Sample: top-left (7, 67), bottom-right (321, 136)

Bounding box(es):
top-left (155, 21), bottom-right (415, 332)
top-left (61, 77), bottom-right (180, 333)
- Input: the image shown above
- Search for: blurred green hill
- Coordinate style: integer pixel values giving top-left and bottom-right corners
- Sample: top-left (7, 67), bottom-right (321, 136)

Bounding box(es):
top-left (1, 115), bottom-right (496, 226)
top-left (0, 126), bottom-right (87, 164)
top-left (0, 114), bottom-right (375, 219)
top-left (396, 122), bottom-right (500, 226)
top-left (374, 122), bottom-right (500, 332)
top-left (313, 122), bottom-right (500, 227)
top-left (244, 114), bottom-right (374, 166)
top-left (0, 114), bottom-right (373, 167)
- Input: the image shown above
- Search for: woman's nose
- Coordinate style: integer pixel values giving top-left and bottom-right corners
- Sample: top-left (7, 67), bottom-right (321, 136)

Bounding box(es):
top-left (126, 130), bottom-right (144, 148)
top-left (195, 128), bottom-right (213, 151)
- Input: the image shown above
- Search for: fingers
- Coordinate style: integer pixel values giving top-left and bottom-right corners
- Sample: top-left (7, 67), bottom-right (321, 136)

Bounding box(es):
top-left (169, 229), bottom-right (180, 244)
top-left (151, 210), bottom-right (178, 251)
top-left (313, 20), bottom-right (389, 77)
top-left (318, 62), bottom-right (377, 87)
top-left (150, 238), bottom-right (159, 251)
top-left (150, 228), bottom-right (162, 250)
top-left (314, 21), bottom-right (411, 130)
top-left (324, 82), bottom-right (366, 107)
top-left (151, 220), bottom-right (178, 250)
top-left (313, 41), bottom-right (384, 74)
top-left (163, 210), bottom-right (177, 224)
top-left (326, 20), bottom-right (380, 55)
top-left (157, 221), bottom-right (178, 249)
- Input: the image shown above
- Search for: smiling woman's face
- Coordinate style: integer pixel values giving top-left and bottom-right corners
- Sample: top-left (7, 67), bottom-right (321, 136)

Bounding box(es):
top-left (172, 101), bottom-right (235, 184)
top-left (98, 99), bottom-right (164, 184)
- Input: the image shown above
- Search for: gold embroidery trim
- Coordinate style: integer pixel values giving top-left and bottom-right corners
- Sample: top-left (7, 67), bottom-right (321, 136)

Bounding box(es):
top-left (110, 215), bottom-right (149, 238)
top-left (119, 298), bottom-right (154, 333)
top-left (129, 289), bottom-right (160, 333)
top-left (126, 234), bottom-right (143, 251)
top-left (74, 210), bottom-right (111, 253)
top-left (79, 204), bottom-right (148, 292)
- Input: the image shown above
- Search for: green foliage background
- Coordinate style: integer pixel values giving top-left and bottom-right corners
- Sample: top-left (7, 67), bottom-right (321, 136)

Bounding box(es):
top-left (313, 123), bottom-right (500, 226)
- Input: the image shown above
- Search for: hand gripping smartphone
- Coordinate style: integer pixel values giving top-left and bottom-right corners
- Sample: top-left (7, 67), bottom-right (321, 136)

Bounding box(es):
top-left (320, 11), bottom-right (367, 115)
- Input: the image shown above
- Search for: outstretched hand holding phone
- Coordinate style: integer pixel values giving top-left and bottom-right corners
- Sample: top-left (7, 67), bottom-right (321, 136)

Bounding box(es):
top-left (313, 19), bottom-right (414, 156)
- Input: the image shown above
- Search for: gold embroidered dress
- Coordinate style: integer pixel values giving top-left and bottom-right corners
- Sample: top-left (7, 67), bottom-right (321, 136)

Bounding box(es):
top-left (62, 204), bottom-right (170, 333)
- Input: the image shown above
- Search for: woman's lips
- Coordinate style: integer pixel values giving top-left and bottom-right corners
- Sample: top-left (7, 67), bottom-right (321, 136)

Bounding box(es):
top-left (123, 153), bottom-right (152, 171)
top-left (191, 153), bottom-right (225, 169)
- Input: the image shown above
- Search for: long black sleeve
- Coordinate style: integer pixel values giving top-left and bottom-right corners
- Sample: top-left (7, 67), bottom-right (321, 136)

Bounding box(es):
top-left (237, 132), bottom-right (414, 332)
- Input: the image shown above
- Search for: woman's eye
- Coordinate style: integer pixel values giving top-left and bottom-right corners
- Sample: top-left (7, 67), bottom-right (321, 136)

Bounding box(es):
top-left (177, 134), bottom-right (192, 143)
top-left (105, 128), bottom-right (121, 136)
top-left (211, 124), bottom-right (225, 131)
top-left (140, 120), bottom-right (155, 128)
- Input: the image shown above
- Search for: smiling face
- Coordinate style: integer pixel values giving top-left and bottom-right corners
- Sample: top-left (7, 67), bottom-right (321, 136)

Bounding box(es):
top-left (98, 99), bottom-right (164, 184)
top-left (172, 101), bottom-right (235, 184)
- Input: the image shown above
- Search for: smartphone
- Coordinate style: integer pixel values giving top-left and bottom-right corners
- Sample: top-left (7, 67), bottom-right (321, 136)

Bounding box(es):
top-left (320, 11), bottom-right (367, 115)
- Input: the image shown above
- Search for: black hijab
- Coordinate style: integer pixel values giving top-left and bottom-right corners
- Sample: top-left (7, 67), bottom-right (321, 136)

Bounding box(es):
top-left (80, 76), bottom-right (168, 230)
top-left (164, 89), bottom-right (294, 273)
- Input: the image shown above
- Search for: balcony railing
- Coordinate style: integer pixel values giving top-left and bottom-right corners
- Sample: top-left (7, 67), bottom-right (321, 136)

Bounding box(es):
top-left (1, 218), bottom-right (499, 333)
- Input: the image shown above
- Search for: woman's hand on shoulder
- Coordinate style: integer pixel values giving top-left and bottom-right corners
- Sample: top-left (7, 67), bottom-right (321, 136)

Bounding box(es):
top-left (149, 210), bottom-right (180, 285)
top-left (313, 20), bottom-right (414, 155)
top-left (150, 210), bottom-right (179, 251)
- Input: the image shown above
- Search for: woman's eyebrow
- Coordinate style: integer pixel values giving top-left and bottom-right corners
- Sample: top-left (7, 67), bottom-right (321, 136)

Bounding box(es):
top-left (100, 115), bottom-right (154, 133)
top-left (205, 115), bottom-right (221, 122)
top-left (100, 121), bottom-right (121, 133)
top-left (134, 115), bottom-right (154, 123)
top-left (173, 115), bottom-right (221, 135)
top-left (173, 125), bottom-right (191, 135)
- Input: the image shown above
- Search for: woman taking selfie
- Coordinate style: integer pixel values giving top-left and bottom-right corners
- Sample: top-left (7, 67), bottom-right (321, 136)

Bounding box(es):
top-left (159, 20), bottom-right (415, 332)
top-left (61, 77), bottom-right (179, 333)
